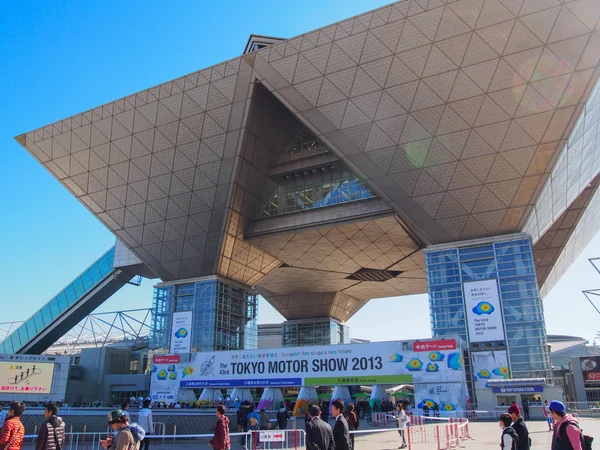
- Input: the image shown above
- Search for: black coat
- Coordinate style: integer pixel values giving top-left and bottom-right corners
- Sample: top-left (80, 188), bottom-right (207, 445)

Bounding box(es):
top-left (333, 415), bottom-right (351, 450)
top-left (512, 417), bottom-right (530, 450)
top-left (305, 417), bottom-right (335, 450)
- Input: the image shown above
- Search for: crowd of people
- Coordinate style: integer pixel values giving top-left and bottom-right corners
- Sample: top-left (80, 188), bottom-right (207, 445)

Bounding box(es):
top-left (498, 399), bottom-right (590, 450)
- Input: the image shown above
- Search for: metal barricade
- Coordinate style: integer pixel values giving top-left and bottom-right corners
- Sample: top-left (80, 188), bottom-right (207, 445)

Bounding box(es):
top-left (247, 429), bottom-right (305, 450)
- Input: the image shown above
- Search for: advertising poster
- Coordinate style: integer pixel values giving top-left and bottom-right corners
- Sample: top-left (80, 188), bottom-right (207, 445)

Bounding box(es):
top-left (0, 362), bottom-right (55, 394)
top-left (151, 340), bottom-right (466, 391)
top-left (580, 357), bottom-right (600, 382)
top-left (170, 311), bottom-right (192, 354)
top-left (150, 390), bottom-right (177, 403)
top-left (471, 351), bottom-right (510, 389)
top-left (415, 382), bottom-right (466, 413)
top-left (464, 279), bottom-right (505, 343)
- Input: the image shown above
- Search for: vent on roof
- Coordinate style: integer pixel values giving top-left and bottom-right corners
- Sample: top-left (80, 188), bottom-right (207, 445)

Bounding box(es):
top-left (346, 268), bottom-right (403, 282)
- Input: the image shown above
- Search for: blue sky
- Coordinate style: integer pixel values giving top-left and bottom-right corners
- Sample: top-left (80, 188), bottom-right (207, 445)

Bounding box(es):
top-left (1, 0), bottom-right (599, 344)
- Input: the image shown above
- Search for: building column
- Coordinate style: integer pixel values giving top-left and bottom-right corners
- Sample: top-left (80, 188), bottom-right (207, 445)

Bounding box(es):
top-left (293, 386), bottom-right (318, 416)
top-left (281, 318), bottom-right (350, 347)
top-left (331, 385), bottom-right (352, 406)
top-left (424, 234), bottom-right (551, 401)
top-left (258, 388), bottom-right (284, 411)
top-left (370, 385), bottom-right (387, 408)
top-left (198, 388), bottom-right (223, 405)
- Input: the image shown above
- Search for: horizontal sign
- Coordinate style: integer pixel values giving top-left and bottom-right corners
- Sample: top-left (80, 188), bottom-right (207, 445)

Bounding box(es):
top-left (151, 390), bottom-right (176, 402)
top-left (491, 386), bottom-right (543, 394)
top-left (0, 362), bottom-right (55, 394)
top-left (259, 431), bottom-right (285, 442)
top-left (586, 372), bottom-right (600, 381)
top-left (154, 355), bottom-right (181, 365)
top-left (413, 340), bottom-right (456, 352)
top-left (151, 340), bottom-right (466, 390)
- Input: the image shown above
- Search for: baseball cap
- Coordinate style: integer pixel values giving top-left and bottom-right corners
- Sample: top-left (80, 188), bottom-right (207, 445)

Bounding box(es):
top-left (107, 409), bottom-right (126, 424)
top-left (549, 400), bottom-right (566, 414)
top-left (508, 404), bottom-right (520, 415)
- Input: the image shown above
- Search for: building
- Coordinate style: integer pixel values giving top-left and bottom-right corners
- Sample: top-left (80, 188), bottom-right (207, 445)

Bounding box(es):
top-left (7, 0), bottom-right (600, 405)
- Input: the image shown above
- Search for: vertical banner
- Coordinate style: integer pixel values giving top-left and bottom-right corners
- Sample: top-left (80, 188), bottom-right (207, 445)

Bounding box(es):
top-left (464, 279), bottom-right (504, 343)
top-left (471, 350), bottom-right (510, 389)
top-left (170, 311), bottom-right (192, 354)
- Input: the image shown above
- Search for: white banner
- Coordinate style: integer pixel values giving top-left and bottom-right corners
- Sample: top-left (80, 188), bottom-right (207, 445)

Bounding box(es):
top-left (151, 340), bottom-right (466, 390)
top-left (415, 382), bottom-right (467, 413)
top-left (150, 390), bottom-right (176, 403)
top-left (471, 351), bottom-right (510, 389)
top-left (464, 279), bottom-right (505, 343)
top-left (170, 311), bottom-right (192, 354)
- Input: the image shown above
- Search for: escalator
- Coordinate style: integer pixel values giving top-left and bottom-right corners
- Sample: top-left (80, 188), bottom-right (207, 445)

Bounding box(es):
top-left (0, 247), bottom-right (141, 355)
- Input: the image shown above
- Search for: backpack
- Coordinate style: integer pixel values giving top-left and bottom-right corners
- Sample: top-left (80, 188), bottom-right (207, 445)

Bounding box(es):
top-left (558, 421), bottom-right (593, 450)
top-left (118, 423), bottom-right (146, 450)
top-left (247, 412), bottom-right (259, 430)
top-left (502, 427), bottom-right (519, 450)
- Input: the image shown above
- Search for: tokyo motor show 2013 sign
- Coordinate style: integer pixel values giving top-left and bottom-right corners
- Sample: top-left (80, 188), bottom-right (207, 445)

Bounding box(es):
top-left (151, 340), bottom-right (466, 390)
top-left (464, 279), bottom-right (505, 343)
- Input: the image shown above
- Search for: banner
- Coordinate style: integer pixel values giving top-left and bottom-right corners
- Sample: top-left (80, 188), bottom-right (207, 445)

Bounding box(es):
top-left (580, 357), bottom-right (600, 382)
top-left (170, 311), bottom-right (192, 354)
top-left (471, 351), bottom-right (509, 389)
top-left (151, 390), bottom-right (177, 403)
top-left (491, 386), bottom-right (543, 394)
top-left (415, 382), bottom-right (466, 413)
top-left (413, 339), bottom-right (456, 352)
top-left (0, 362), bottom-right (54, 394)
top-left (464, 279), bottom-right (505, 343)
top-left (151, 340), bottom-right (466, 390)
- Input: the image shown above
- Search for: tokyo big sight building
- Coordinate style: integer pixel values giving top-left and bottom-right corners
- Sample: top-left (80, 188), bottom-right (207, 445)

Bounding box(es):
top-left (6, 0), bottom-right (600, 401)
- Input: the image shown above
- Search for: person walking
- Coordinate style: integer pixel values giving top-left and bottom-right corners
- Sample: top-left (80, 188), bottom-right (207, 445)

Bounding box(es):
top-left (305, 405), bottom-right (334, 450)
top-left (209, 405), bottom-right (230, 450)
top-left (343, 403), bottom-right (358, 450)
top-left (549, 400), bottom-right (583, 450)
top-left (247, 405), bottom-right (261, 448)
top-left (0, 402), bottom-right (26, 450)
top-left (508, 404), bottom-right (529, 450)
top-left (35, 402), bottom-right (65, 450)
top-left (332, 400), bottom-right (351, 450)
top-left (137, 399), bottom-right (154, 450)
top-left (395, 403), bottom-right (409, 449)
top-left (499, 413), bottom-right (518, 450)
top-left (544, 400), bottom-right (554, 431)
top-left (101, 409), bottom-right (145, 450)
top-left (522, 398), bottom-right (530, 421)
top-left (259, 409), bottom-right (270, 430)
top-left (276, 402), bottom-right (290, 430)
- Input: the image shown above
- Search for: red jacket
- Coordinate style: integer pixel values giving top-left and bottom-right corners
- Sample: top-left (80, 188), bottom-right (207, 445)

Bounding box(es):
top-left (209, 416), bottom-right (230, 450)
top-left (0, 416), bottom-right (25, 450)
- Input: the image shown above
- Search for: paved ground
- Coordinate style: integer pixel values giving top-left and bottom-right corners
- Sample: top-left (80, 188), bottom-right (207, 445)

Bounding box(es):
top-left (22, 417), bottom-right (600, 449)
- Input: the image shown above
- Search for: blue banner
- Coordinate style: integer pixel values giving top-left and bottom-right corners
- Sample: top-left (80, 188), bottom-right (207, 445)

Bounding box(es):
top-left (180, 378), bottom-right (302, 388)
top-left (492, 386), bottom-right (543, 394)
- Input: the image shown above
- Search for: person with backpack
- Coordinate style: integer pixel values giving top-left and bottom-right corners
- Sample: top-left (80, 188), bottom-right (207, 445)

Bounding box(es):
top-left (101, 409), bottom-right (145, 450)
top-left (236, 401), bottom-right (250, 447)
top-left (508, 403), bottom-right (529, 450)
top-left (277, 402), bottom-right (290, 429)
top-left (549, 400), bottom-right (590, 450)
top-left (35, 402), bottom-right (65, 450)
top-left (499, 413), bottom-right (519, 450)
top-left (209, 405), bottom-right (230, 450)
top-left (247, 405), bottom-right (261, 447)
top-left (0, 402), bottom-right (26, 450)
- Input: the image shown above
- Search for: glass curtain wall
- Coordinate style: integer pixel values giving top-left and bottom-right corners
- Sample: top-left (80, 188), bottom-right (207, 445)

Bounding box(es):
top-left (426, 237), bottom-right (550, 381)
top-left (150, 279), bottom-right (258, 352)
top-left (282, 319), bottom-right (350, 347)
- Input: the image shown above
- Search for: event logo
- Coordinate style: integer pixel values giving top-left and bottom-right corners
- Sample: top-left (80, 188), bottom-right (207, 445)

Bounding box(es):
top-left (418, 399), bottom-right (438, 409)
top-left (169, 372), bottom-right (177, 380)
top-left (477, 369), bottom-right (491, 379)
top-left (426, 363), bottom-right (439, 373)
top-left (174, 328), bottom-right (188, 339)
top-left (157, 370), bottom-right (168, 380)
top-left (428, 351), bottom-right (445, 361)
top-left (406, 358), bottom-right (423, 371)
top-left (447, 353), bottom-right (462, 370)
top-left (389, 353), bottom-right (404, 363)
top-left (199, 356), bottom-right (216, 376)
top-left (183, 366), bottom-right (194, 378)
top-left (493, 367), bottom-right (509, 378)
top-left (472, 301), bottom-right (495, 315)
top-left (441, 403), bottom-right (456, 411)
top-left (167, 365), bottom-right (176, 372)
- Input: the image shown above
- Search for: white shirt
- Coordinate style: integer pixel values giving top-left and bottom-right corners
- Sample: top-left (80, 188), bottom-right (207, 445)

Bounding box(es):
top-left (137, 408), bottom-right (153, 433)
top-left (502, 433), bottom-right (514, 449)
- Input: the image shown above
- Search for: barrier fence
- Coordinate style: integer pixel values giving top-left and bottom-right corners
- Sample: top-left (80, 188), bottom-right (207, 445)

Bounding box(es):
top-left (22, 416), bottom-right (471, 450)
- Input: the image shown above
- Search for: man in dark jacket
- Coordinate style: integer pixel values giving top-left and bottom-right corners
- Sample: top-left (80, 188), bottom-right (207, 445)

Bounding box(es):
top-left (509, 404), bottom-right (530, 450)
top-left (305, 405), bottom-right (334, 450)
top-left (236, 401), bottom-right (250, 446)
top-left (332, 400), bottom-right (351, 450)
top-left (36, 403), bottom-right (65, 450)
top-left (276, 403), bottom-right (290, 430)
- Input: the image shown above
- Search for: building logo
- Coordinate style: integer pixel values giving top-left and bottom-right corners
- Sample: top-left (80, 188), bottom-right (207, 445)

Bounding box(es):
top-left (472, 301), bottom-right (495, 315)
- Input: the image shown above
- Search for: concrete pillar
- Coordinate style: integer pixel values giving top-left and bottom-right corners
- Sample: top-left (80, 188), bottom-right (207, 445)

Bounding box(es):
top-left (258, 387), bottom-right (284, 410)
top-left (293, 386), bottom-right (318, 416)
